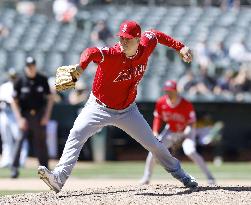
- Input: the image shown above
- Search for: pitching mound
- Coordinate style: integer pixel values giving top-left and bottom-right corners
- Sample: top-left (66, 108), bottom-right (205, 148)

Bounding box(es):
top-left (1, 184), bottom-right (251, 205)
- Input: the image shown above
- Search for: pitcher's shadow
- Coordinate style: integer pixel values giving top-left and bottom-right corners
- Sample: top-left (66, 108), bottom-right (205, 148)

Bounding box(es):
top-left (135, 185), bottom-right (251, 197)
top-left (57, 186), bottom-right (251, 198)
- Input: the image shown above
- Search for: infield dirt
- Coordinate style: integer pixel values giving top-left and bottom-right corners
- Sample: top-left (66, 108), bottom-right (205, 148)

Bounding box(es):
top-left (1, 158), bottom-right (251, 204)
top-left (1, 183), bottom-right (251, 205)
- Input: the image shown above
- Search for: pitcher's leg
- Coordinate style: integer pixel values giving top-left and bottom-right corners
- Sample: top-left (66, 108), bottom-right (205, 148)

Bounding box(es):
top-left (115, 106), bottom-right (197, 187)
top-left (38, 96), bottom-right (113, 192)
top-left (117, 110), bottom-right (179, 171)
top-left (53, 105), bottom-right (110, 185)
top-left (141, 129), bottom-right (172, 184)
top-left (38, 107), bottom-right (107, 192)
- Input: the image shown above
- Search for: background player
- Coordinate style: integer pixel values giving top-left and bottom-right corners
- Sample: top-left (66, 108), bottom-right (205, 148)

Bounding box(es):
top-left (0, 69), bottom-right (28, 168)
top-left (38, 20), bottom-right (197, 193)
top-left (140, 80), bottom-right (215, 185)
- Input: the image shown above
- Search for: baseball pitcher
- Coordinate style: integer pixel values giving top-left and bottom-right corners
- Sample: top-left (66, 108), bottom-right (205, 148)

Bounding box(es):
top-left (38, 20), bottom-right (198, 193)
top-left (140, 80), bottom-right (215, 185)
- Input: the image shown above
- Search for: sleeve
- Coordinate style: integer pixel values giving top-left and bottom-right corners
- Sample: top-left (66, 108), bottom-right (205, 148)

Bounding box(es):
top-left (150, 29), bottom-right (185, 51)
top-left (152, 100), bottom-right (163, 134)
top-left (79, 47), bottom-right (104, 70)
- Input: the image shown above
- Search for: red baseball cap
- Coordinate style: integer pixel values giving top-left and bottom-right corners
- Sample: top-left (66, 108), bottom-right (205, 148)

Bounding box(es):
top-left (117, 20), bottom-right (141, 39)
top-left (163, 80), bottom-right (177, 91)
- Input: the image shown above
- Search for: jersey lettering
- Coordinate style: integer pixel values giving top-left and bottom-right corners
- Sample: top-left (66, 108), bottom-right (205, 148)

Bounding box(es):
top-left (162, 111), bottom-right (186, 123)
top-left (113, 64), bottom-right (146, 82)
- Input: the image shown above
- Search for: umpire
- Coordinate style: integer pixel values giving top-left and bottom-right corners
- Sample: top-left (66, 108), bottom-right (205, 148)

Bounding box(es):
top-left (10, 56), bottom-right (54, 178)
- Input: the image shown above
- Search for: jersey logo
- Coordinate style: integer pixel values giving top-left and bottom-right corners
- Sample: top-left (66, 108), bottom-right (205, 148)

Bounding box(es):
top-left (122, 24), bottom-right (127, 33)
top-left (145, 32), bottom-right (155, 40)
top-left (113, 64), bottom-right (146, 82)
top-left (165, 81), bottom-right (174, 87)
top-left (21, 87), bottom-right (30, 93)
top-left (37, 86), bottom-right (44, 92)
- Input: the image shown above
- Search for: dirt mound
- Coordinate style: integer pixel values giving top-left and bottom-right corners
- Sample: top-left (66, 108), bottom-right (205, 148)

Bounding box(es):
top-left (1, 184), bottom-right (251, 205)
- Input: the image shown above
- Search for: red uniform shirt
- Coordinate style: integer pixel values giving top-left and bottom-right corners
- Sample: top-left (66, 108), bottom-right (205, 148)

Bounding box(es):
top-left (79, 30), bottom-right (184, 110)
top-left (153, 95), bottom-right (196, 133)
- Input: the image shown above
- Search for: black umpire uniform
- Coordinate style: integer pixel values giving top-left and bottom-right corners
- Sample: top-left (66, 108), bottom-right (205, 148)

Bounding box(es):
top-left (11, 57), bottom-right (54, 178)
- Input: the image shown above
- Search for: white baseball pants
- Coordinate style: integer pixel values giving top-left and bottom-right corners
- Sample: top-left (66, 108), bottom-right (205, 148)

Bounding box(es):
top-left (53, 93), bottom-right (190, 185)
top-left (0, 108), bottom-right (28, 167)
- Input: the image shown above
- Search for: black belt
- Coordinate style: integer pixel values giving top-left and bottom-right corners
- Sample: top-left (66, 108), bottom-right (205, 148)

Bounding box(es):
top-left (96, 99), bottom-right (113, 109)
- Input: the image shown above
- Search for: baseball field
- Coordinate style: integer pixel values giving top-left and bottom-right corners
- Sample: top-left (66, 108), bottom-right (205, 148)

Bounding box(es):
top-left (0, 158), bottom-right (251, 204)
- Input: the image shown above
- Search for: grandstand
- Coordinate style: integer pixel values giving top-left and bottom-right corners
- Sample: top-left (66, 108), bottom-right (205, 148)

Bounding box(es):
top-left (1, 1), bottom-right (251, 101)
top-left (1, 0), bottom-right (251, 163)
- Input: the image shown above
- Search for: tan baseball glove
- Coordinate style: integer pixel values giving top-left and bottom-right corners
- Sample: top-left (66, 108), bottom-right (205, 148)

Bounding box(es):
top-left (55, 64), bottom-right (83, 91)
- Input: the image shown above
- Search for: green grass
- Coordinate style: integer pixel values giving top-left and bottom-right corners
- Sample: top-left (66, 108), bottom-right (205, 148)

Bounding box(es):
top-left (72, 161), bottom-right (251, 180)
top-left (1, 161), bottom-right (251, 180)
top-left (0, 190), bottom-right (40, 196)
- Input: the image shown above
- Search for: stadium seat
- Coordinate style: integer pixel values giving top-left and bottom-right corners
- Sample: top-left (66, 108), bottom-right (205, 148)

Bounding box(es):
top-left (0, 49), bottom-right (7, 71)
top-left (6, 50), bottom-right (26, 72)
top-left (44, 52), bottom-right (63, 76)
top-left (1, 5), bottom-right (251, 103)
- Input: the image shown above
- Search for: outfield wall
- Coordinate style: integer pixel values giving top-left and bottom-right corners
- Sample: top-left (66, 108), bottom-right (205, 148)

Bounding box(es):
top-left (46, 102), bottom-right (251, 162)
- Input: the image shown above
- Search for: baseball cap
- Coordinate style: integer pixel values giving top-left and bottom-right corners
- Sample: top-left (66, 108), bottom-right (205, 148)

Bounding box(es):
top-left (163, 80), bottom-right (177, 91)
top-left (25, 56), bottom-right (36, 65)
top-left (116, 20), bottom-right (141, 39)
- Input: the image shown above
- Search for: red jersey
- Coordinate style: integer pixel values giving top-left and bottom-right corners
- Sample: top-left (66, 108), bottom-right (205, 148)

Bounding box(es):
top-left (153, 95), bottom-right (196, 133)
top-left (79, 30), bottom-right (184, 110)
